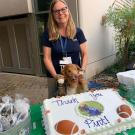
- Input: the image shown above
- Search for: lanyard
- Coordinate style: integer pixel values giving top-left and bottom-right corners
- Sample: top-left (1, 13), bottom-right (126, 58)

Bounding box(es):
top-left (60, 37), bottom-right (67, 57)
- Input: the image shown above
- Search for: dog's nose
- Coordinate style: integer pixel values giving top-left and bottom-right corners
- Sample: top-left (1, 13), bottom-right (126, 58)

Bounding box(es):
top-left (72, 75), bottom-right (78, 80)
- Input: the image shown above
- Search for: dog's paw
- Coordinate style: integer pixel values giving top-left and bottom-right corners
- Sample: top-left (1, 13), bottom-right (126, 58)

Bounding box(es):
top-left (56, 74), bottom-right (65, 84)
top-left (57, 78), bottom-right (64, 84)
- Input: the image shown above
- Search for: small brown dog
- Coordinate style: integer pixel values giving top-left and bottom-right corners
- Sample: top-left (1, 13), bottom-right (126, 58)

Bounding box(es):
top-left (57, 64), bottom-right (88, 96)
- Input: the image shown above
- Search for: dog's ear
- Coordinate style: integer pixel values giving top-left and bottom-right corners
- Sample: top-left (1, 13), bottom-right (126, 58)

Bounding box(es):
top-left (75, 64), bottom-right (81, 71)
top-left (61, 67), bottom-right (68, 80)
top-left (61, 67), bottom-right (66, 76)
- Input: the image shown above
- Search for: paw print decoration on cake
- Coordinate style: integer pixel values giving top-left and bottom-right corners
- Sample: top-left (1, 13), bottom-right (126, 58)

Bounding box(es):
top-left (117, 104), bottom-right (132, 118)
top-left (76, 101), bottom-right (104, 117)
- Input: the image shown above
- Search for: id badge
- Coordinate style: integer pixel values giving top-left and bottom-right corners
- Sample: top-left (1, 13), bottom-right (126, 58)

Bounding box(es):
top-left (59, 57), bottom-right (72, 64)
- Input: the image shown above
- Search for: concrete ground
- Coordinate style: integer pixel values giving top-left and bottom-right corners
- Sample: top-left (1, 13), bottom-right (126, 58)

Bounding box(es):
top-left (0, 72), bottom-right (48, 104)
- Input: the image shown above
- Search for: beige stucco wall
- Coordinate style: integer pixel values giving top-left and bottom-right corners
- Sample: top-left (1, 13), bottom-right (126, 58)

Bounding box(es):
top-left (0, 0), bottom-right (33, 17)
top-left (78, 0), bottom-right (116, 79)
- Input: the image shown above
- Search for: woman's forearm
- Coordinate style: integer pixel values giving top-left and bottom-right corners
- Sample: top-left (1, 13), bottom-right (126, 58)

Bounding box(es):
top-left (44, 58), bottom-right (57, 78)
top-left (80, 43), bottom-right (88, 71)
top-left (81, 53), bottom-right (88, 71)
top-left (43, 47), bottom-right (57, 78)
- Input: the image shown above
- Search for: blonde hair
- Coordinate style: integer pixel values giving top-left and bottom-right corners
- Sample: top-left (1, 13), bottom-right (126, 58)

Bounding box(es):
top-left (47, 0), bottom-right (76, 40)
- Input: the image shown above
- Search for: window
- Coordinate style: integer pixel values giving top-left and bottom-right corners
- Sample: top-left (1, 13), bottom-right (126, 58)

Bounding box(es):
top-left (35, 0), bottom-right (52, 12)
top-left (34, 0), bottom-right (52, 75)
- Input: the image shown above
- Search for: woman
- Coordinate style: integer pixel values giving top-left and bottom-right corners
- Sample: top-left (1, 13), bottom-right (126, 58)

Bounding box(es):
top-left (42, 0), bottom-right (88, 98)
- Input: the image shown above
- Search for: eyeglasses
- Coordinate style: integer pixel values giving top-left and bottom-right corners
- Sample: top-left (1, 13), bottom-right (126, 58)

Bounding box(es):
top-left (53, 7), bottom-right (68, 15)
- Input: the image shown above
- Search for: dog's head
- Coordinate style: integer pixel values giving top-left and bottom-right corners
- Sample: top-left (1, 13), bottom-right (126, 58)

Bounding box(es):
top-left (61, 64), bottom-right (88, 95)
top-left (61, 64), bottom-right (81, 83)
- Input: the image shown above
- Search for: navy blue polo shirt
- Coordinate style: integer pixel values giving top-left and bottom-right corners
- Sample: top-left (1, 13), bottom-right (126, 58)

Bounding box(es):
top-left (42, 28), bottom-right (87, 77)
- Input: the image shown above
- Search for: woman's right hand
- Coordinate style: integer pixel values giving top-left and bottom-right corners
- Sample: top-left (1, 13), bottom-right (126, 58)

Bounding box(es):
top-left (55, 74), bottom-right (64, 80)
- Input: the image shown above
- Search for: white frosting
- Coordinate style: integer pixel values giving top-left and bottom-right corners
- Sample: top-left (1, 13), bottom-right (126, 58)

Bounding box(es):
top-left (42, 89), bottom-right (135, 135)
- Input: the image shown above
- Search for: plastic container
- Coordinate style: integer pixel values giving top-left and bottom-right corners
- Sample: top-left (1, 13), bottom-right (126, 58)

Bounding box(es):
top-left (117, 70), bottom-right (135, 86)
top-left (0, 114), bottom-right (31, 135)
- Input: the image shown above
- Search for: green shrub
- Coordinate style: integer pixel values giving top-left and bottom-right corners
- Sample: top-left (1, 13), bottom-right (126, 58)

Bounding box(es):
top-left (104, 5), bottom-right (135, 69)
